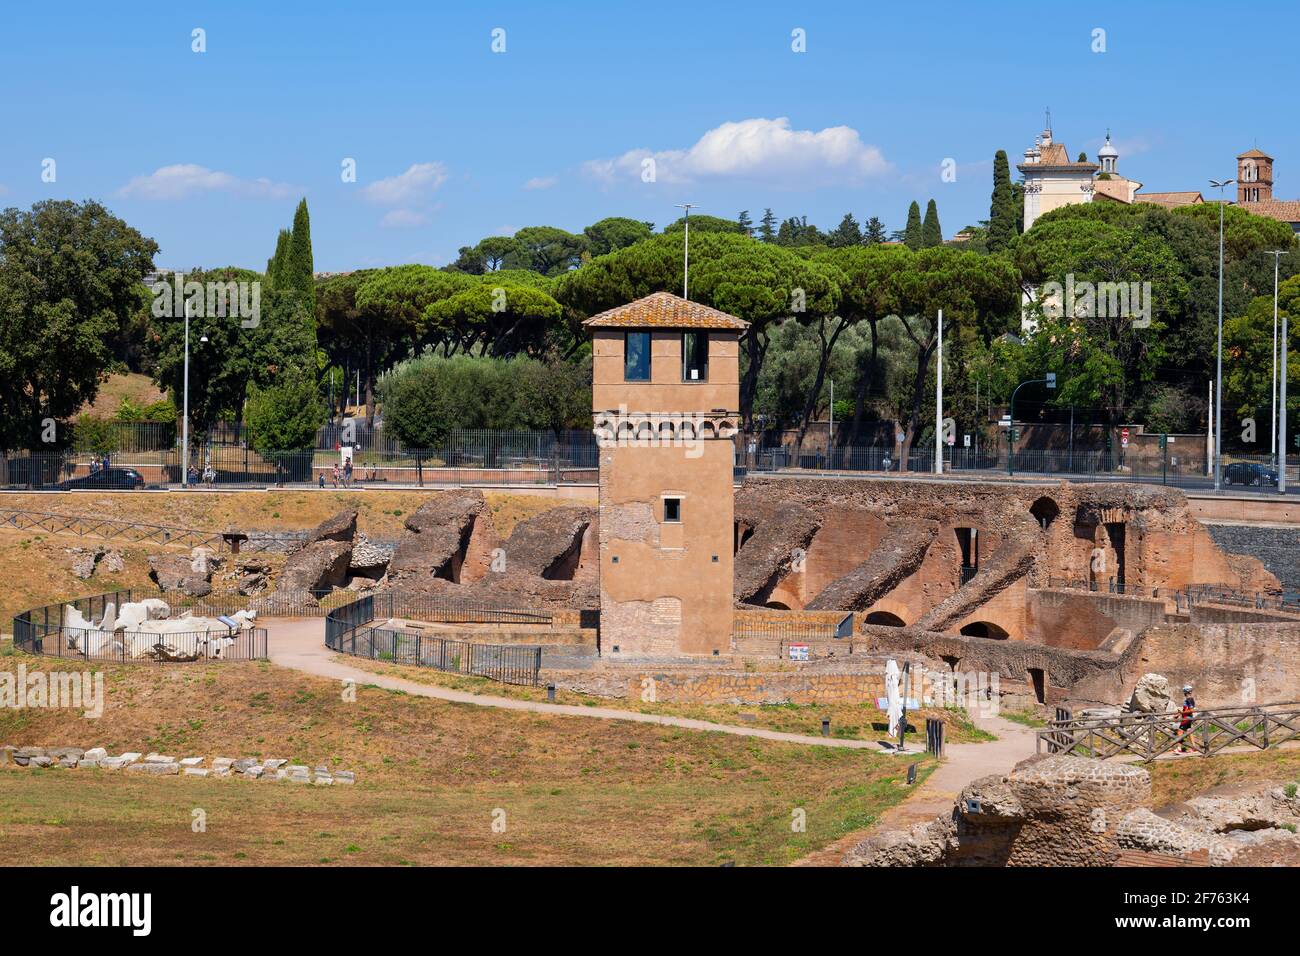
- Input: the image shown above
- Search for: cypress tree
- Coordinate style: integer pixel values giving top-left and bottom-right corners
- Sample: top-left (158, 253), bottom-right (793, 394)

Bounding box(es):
top-left (286, 199), bottom-right (315, 304)
top-left (903, 201), bottom-right (923, 250)
top-left (267, 229), bottom-right (291, 284)
top-left (921, 200), bottom-right (942, 247)
top-left (988, 150), bottom-right (1015, 251)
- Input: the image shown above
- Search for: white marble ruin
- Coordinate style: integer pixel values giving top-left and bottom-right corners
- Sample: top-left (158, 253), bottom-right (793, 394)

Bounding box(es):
top-left (62, 601), bottom-right (256, 660)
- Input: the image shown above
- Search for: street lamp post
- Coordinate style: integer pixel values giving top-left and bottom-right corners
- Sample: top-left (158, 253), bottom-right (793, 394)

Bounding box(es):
top-left (675, 203), bottom-right (696, 299)
top-left (1210, 178), bottom-right (1234, 491)
top-left (182, 298), bottom-right (192, 487)
top-left (1265, 250), bottom-right (1287, 471)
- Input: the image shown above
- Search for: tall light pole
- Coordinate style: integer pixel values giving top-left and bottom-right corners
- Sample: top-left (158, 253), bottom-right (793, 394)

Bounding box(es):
top-left (182, 296), bottom-right (192, 487)
top-left (1210, 178), bottom-right (1234, 491)
top-left (1282, 296), bottom-right (1290, 496)
top-left (1266, 250), bottom-right (1287, 468)
top-left (934, 309), bottom-right (944, 475)
top-left (675, 203), bottom-right (696, 299)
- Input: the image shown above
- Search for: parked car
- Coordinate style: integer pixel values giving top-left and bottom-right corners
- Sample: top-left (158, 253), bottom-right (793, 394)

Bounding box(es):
top-left (57, 467), bottom-right (146, 490)
top-left (1223, 462), bottom-right (1278, 487)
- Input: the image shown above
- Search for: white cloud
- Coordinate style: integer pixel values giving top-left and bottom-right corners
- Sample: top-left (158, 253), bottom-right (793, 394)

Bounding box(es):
top-left (117, 164), bottom-right (296, 200)
top-left (362, 162), bottom-right (448, 204)
top-left (524, 176), bottom-right (557, 190)
top-left (380, 208), bottom-right (429, 229)
top-left (583, 117), bottom-right (889, 186)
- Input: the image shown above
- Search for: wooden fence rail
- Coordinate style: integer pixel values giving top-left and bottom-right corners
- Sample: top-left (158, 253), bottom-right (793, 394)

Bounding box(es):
top-left (1036, 701), bottom-right (1300, 761)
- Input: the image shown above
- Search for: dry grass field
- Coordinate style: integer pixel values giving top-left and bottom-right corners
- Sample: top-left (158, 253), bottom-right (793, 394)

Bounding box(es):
top-left (340, 655), bottom-right (996, 745)
top-left (0, 650), bottom-right (932, 866)
top-left (1148, 749), bottom-right (1300, 808)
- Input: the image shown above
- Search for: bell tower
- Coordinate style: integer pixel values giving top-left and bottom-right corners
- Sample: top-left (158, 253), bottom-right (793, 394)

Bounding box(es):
top-left (1238, 148), bottom-right (1274, 204)
top-left (586, 292), bottom-right (746, 657)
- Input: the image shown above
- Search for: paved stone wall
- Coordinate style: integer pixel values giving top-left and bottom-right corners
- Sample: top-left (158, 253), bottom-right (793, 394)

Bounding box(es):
top-left (1205, 523), bottom-right (1300, 591)
top-left (629, 671), bottom-right (887, 705)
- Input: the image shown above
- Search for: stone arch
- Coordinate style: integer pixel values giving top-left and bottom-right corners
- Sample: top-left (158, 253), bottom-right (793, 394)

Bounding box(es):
top-left (699, 420), bottom-right (717, 439)
top-left (863, 596), bottom-right (912, 627)
top-left (864, 610), bottom-right (906, 627)
top-left (635, 421), bottom-right (656, 442)
top-left (657, 420), bottom-right (675, 441)
top-left (679, 420), bottom-right (697, 441)
top-left (960, 620), bottom-right (1010, 640)
top-left (1030, 496), bottom-right (1060, 530)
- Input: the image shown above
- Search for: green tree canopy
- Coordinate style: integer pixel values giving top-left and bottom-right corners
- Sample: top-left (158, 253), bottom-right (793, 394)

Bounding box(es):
top-left (0, 199), bottom-right (157, 449)
top-left (583, 217), bottom-right (654, 256)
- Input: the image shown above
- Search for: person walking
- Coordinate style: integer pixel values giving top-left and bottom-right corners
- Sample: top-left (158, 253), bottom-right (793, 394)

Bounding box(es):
top-left (330, 463), bottom-right (340, 488)
top-left (1177, 684), bottom-right (1196, 754)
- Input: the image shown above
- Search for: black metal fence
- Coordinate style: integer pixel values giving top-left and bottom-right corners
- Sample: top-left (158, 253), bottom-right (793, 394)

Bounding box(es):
top-left (1, 439), bottom-right (598, 490)
top-left (345, 627), bottom-right (542, 685)
top-left (324, 591), bottom-right (544, 685)
top-left (1043, 576), bottom-right (1300, 614)
top-left (12, 589), bottom-right (268, 663)
top-left (750, 441), bottom-right (1296, 496)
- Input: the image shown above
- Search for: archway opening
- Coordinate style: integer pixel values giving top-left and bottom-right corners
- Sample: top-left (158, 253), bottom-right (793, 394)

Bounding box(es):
top-left (865, 610), bottom-right (906, 627)
top-left (1029, 496), bottom-right (1060, 530)
top-left (960, 621), bottom-right (1010, 640)
top-left (765, 601), bottom-right (791, 611)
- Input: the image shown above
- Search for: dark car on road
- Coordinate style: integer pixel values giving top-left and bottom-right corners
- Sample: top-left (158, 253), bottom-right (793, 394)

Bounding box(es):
top-left (1223, 462), bottom-right (1278, 487)
top-left (57, 467), bottom-right (146, 490)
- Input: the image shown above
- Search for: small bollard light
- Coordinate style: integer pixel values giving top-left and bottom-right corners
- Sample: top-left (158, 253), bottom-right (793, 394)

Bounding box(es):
top-left (546, 683), bottom-right (556, 702)
top-left (821, 718), bottom-right (830, 737)
top-left (907, 763), bottom-right (918, 785)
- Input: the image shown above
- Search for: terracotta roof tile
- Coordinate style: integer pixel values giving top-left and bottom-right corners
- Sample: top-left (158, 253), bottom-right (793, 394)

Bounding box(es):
top-left (1237, 148), bottom-right (1272, 160)
top-left (1240, 199), bottom-right (1300, 223)
top-left (583, 291), bottom-right (749, 330)
top-left (1135, 191), bottom-right (1206, 208)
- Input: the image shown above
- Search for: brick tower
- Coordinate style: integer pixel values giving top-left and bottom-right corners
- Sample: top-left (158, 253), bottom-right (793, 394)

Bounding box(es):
top-left (1238, 148), bottom-right (1274, 204)
top-left (585, 292), bottom-right (747, 657)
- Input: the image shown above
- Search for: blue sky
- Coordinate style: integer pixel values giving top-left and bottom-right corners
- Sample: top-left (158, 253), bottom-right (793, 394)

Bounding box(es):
top-left (2, 0), bottom-right (1296, 272)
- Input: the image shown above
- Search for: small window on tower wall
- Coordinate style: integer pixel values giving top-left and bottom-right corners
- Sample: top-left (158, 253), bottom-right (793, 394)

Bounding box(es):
top-left (663, 497), bottom-right (682, 522)
top-left (682, 332), bottom-right (708, 381)
top-left (624, 331), bottom-right (650, 381)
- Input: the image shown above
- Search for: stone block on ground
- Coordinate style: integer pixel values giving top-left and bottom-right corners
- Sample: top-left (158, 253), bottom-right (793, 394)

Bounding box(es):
top-left (126, 761), bottom-right (180, 775)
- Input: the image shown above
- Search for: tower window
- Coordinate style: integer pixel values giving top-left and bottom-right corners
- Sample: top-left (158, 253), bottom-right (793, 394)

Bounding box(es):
top-left (624, 331), bottom-right (651, 381)
top-left (682, 332), bottom-right (708, 382)
top-left (663, 497), bottom-right (682, 523)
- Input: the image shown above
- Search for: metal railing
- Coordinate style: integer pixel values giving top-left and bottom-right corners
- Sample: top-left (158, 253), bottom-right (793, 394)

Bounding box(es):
top-left (324, 591), bottom-right (544, 685)
top-left (349, 627), bottom-right (541, 685)
top-left (12, 589), bottom-right (268, 663)
top-left (1043, 577), bottom-right (1300, 614)
top-left (745, 442), bottom-right (1297, 495)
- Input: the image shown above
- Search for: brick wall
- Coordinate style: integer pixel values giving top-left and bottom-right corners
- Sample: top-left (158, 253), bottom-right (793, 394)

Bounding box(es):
top-left (630, 671), bottom-right (887, 705)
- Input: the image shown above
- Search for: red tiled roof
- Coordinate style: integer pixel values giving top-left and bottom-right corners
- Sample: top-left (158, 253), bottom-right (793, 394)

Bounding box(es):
top-left (583, 291), bottom-right (749, 330)
top-left (1240, 199), bottom-right (1300, 224)
top-left (1136, 191), bottom-right (1205, 208)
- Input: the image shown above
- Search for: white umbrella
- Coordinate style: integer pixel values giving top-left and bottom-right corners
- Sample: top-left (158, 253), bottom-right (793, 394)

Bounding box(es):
top-left (885, 659), bottom-right (902, 738)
